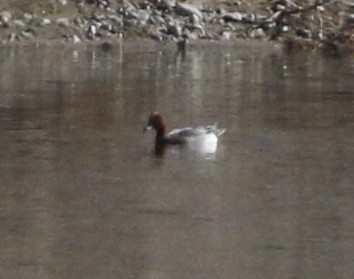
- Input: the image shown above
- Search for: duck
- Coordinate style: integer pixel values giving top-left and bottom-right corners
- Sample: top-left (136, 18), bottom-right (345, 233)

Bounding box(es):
top-left (143, 112), bottom-right (225, 155)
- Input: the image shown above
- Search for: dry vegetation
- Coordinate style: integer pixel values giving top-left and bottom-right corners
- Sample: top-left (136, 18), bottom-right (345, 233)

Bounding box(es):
top-left (0, 0), bottom-right (55, 15)
top-left (0, 0), bottom-right (265, 15)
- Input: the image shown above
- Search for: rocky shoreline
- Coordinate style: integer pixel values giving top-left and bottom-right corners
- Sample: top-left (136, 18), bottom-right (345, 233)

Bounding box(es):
top-left (0, 0), bottom-right (354, 54)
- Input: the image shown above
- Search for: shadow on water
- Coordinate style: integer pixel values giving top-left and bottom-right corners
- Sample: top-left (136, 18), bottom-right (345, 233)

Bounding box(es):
top-left (0, 41), bottom-right (354, 279)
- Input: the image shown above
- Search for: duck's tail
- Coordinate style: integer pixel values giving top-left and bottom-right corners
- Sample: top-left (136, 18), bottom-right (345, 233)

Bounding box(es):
top-left (206, 122), bottom-right (226, 137)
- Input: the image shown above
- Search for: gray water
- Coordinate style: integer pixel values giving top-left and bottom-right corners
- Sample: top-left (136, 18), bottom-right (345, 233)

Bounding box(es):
top-left (1, 41), bottom-right (354, 279)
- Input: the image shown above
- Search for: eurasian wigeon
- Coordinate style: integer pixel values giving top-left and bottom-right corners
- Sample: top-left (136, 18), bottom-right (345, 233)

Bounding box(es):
top-left (143, 112), bottom-right (226, 155)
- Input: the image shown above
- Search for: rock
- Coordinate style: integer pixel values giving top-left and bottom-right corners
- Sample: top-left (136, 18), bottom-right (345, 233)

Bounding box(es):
top-left (153, 0), bottom-right (175, 11)
top-left (296, 28), bottom-right (312, 39)
top-left (97, 0), bottom-right (110, 9)
top-left (13, 20), bottom-right (26, 28)
top-left (347, 2), bottom-right (354, 14)
top-left (87, 24), bottom-right (98, 39)
top-left (72, 34), bottom-right (82, 43)
top-left (175, 2), bottom-right (203, 20)
top-left (127, 9), bottom-right (151, 25)
top-left (100, 19), bottom-right (117, 34)
top-left (149, 30), bottom-right (164, 41)
top-left (149, 27), bottom-right (172, 41)
top-left (167, 21), bottom-right (182, 37)
top-left (123, 18), bottom-right (139, 27)
top-left (121, 0), bottom-right (137, 13)
top-left (222, 12), bottom-right (244, 23)
top-left (38, 18), bottom-right (51, 27)
top-left (242, 13), bottom-right (265, 24)
top-left (73, 17), bottom-right (86, 27)
top-left (345, 14), bottom-right (354, 25)
top-left (184, 21), bottom-right (205, 37)
top-left (149, 13), bottom-right (166, 26)
top-left (249, 28), bottom-right (266, 39)
top-left (224, 22), bottom-right (236, 31)
top-left (187, 31), bottom-right (199, 40)
top-left (8, 33), bottom-right (17, 41)
top-left (57, 0), bottom-right (68, 5)
top-left (191, 12), bottom-right (204, 26)
top-left (203, 10), bottom-right (217, 22)
top-left (21, 29), bottom-right (35, 39)
top-left (57, 18), bottom-right (71, 27)
top-left (220, 29), bottom-right (232, 40)
top-left (0, 11), bottom-right (12, 25)
top-left (23, 13), bottom-right (34, 24)
top-left (107, 14), bottom-right (123, 25)
top-left (199, 31), bottom-right (217, 40)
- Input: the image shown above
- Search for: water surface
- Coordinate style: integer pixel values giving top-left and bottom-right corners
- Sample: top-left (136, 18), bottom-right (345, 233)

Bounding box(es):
top-left (1, 41), bottom-right (354, 279)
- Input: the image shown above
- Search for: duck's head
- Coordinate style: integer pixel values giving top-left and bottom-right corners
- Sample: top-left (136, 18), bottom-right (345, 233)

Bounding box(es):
top-left (143, 112), bottom-right (168, 134)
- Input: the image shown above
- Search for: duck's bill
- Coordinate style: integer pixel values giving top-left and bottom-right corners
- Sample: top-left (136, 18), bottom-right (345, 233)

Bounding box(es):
top-left (143, 125), bottom-right (152, 132)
